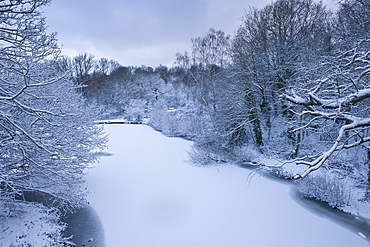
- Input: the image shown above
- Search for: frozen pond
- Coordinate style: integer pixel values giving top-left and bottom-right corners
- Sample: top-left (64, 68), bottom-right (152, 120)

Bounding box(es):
top-left (86, 124), bottom-right (369, 247)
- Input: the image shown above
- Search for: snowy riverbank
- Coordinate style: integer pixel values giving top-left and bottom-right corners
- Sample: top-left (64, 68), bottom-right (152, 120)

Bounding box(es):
top-left (85, 124), bottom-right (369, 246)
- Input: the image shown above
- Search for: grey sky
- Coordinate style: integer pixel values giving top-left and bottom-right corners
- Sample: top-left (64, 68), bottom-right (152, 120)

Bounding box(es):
top-left (43, 0), bottom-right (337, 67)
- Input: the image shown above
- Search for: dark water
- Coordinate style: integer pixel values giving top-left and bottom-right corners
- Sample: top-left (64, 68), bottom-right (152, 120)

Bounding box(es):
top-left (15, 190), bottom-right (105, 246)
top-left (62, 204), bottom-right (105, 247)
top-left (253, 169), bottom-right (370, 243)
top-left (292, 191), bottom-right (370, 242)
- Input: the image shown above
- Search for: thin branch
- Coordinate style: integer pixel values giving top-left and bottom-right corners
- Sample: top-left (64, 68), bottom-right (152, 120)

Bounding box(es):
top-left (4, 115), bottom-right (55, 155)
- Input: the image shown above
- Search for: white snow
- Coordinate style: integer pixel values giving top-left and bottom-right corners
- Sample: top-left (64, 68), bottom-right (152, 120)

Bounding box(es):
top-left (0, 201), bottom-right (67, 247)
top-left (87, 124), bottom-right (369, 247)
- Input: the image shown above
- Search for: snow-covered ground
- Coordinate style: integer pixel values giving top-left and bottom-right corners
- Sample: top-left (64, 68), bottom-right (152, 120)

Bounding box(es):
top-left (87, 124), bottom-right (369, 247)
top-left (0, 201), bottom-right (67, 247)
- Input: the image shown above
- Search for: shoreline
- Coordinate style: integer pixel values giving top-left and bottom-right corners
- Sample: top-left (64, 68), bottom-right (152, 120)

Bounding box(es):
top-left (260, 167), bottom-right (370, 243)
top-left (292, 190), bottom-right (370, 241)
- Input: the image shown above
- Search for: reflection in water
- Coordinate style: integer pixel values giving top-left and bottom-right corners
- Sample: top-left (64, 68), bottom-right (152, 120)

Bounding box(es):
top-left (62, 204), bottom-right (105, 247)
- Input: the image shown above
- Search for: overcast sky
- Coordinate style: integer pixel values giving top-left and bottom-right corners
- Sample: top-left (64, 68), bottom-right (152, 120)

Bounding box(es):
top-left (43, 0), bottom-right (337, 67)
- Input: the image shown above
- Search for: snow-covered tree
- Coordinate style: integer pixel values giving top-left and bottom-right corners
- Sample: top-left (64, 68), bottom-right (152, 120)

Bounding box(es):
top-left (232, 0), bottom-right (332, 149)
top-left (0, 0), bottom-right (105, 215)
top-left (234, 0), bottom-right (331, 92)
top-left (191, 28), bottom-right (231, 68)
top-left (336, 0), bottom-right (370, 44)
top-left (279, 0), bottom-right (370, 180)
top-left (73, 53), bottom-right (96, 86)
top-left (282, 39), bottom-right (370, 179)
top-left (95, 57), bottom-right (120, 75)
top-left (173, 51), bottom-right (191, 70)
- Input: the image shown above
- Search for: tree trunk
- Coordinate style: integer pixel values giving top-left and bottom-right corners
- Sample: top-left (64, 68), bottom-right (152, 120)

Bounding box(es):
top-left (244, 83), bottom-right (263, 147)
top-left (367, 148), bottom-right (370, 185)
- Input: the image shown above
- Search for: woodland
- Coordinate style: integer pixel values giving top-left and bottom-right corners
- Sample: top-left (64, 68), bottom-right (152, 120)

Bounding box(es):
top-left (0, 0), bottom-right (369, 245)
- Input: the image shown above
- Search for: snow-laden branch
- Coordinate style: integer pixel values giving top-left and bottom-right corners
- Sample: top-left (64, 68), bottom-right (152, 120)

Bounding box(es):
top-left (0, 72), bottom-right (69, 101)
top-left (4, 115), bottom-right (55, 155)
top-left (282, 88), bottom-right (370, 110)
top-left (282, 61), bottom-right (370, 178)
top-left (293, 117), bottom-right (370, 179)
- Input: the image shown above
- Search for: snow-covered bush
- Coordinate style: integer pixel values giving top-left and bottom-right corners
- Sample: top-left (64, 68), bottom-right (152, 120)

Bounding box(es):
top-left (149, 100), bottom-right (179, 137)
top-left (125, 99), bottom-right (148, 122)
top-left (296, 172), bottom-right (352, 208)
top-left (231, 145), bottom-right (261, 164)
top-left (188, 145), bottom-right (223, 166)
top-left (188, 141), bottom-right (234, 165)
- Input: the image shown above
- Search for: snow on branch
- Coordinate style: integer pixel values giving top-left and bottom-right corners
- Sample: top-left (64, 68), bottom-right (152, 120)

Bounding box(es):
top-left (281, 88), bottom-right (370, 110)
top-left (282, 70), bottom-right (370, 179)
top-left (292, 117), bottom-right (370, 179)
top-left (4, 115), bottom-right (56, 155)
